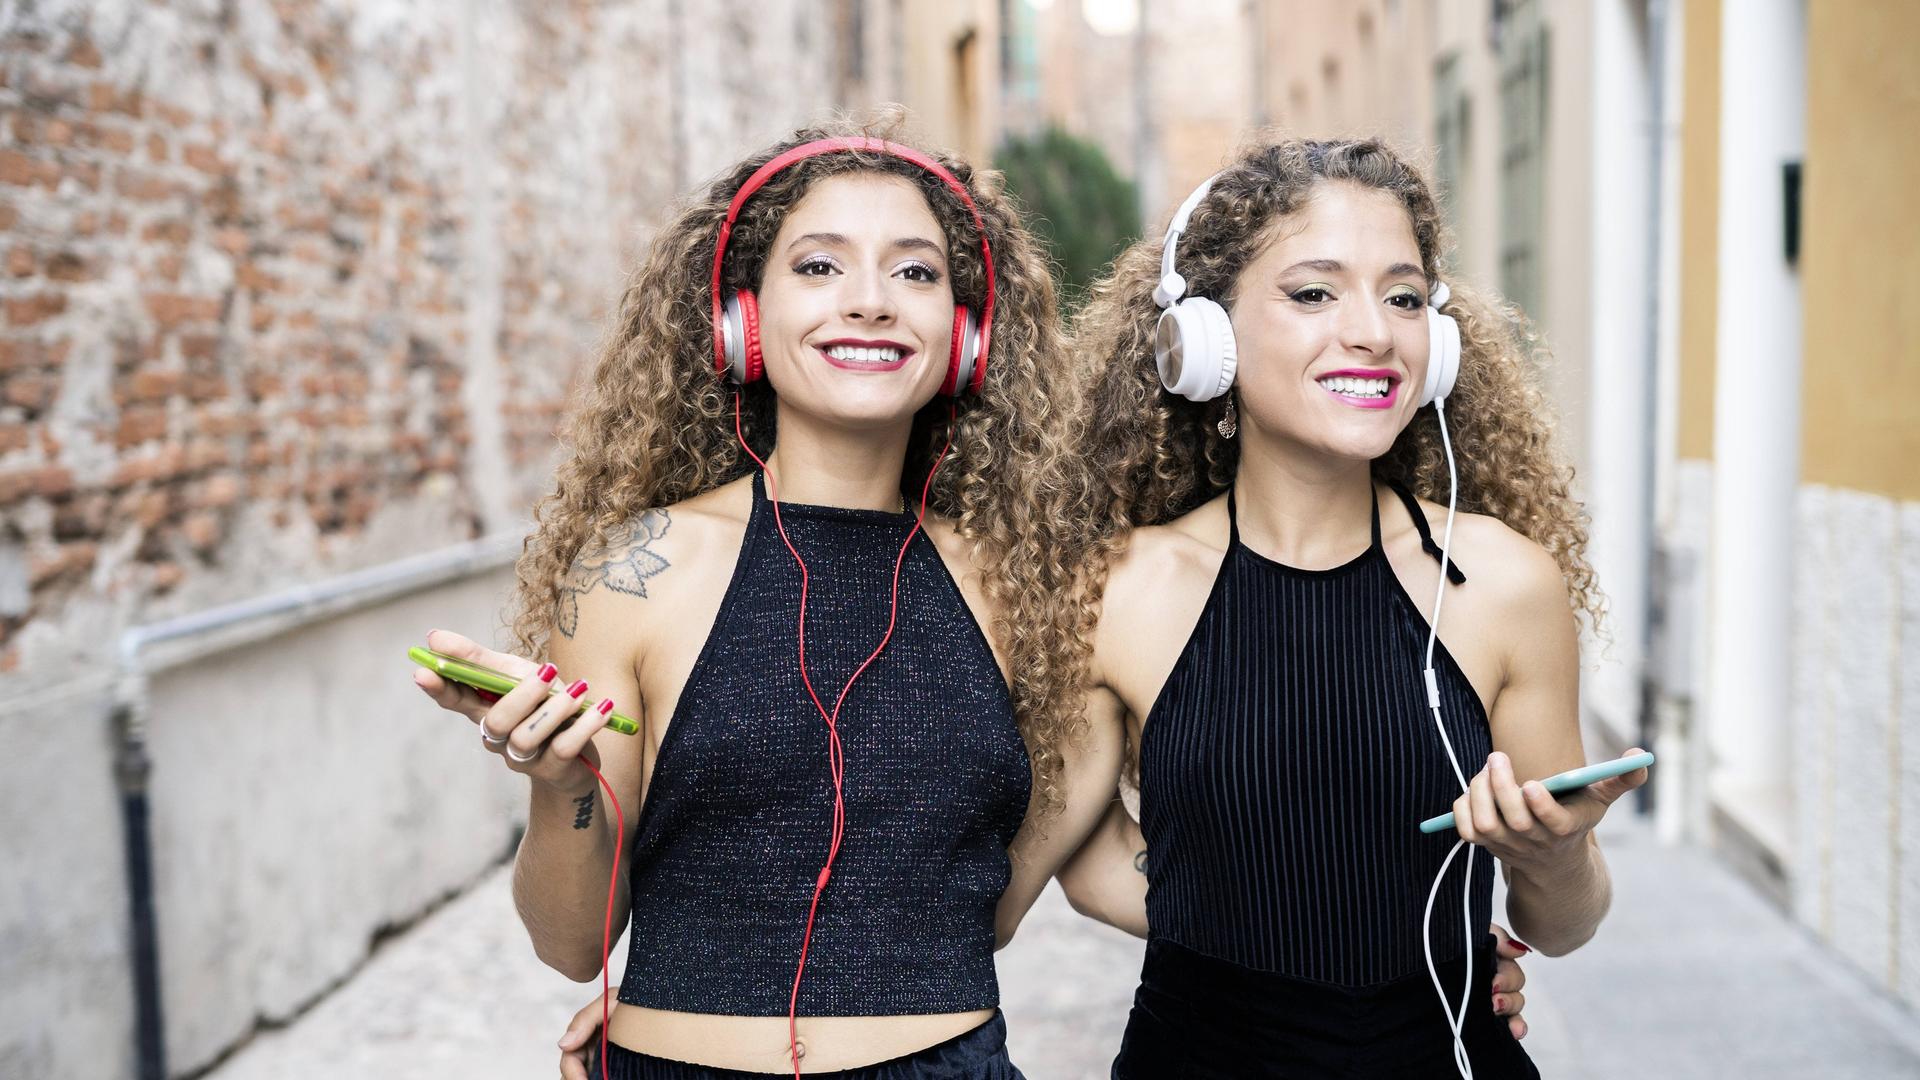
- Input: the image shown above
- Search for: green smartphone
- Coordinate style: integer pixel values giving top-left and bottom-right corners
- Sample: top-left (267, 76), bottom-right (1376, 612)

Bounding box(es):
top-left (407, 646), bottom-right (639, 736)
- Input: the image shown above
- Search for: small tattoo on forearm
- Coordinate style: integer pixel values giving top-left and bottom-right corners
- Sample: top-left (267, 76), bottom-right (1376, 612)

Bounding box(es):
top-left (571, 790), bottom-right (596, 829)
top-left (1134, 850), bottom-right (1148, 874)
top-left (558, 509), bottom-right (672, 638)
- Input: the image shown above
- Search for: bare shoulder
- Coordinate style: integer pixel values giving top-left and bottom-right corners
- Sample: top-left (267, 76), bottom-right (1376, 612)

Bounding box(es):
top-left (1104, 496), bottom-right (1231, 613)
top-left (1094, 496), bottom-right (1230, 696)
top-left (555, 477), bottom-right (752, 644)
top-left (1396, 491), bottom-right (1569, 617)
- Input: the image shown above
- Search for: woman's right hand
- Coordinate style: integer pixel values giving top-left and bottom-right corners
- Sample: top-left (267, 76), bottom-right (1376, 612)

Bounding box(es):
top-left (557, 987), bottom-right (618, 1079)
top-left (411, 629), bottom-right (612, 798)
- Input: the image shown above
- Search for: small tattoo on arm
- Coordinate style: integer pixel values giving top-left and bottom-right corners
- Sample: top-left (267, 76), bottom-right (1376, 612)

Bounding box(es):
top-left (571, 790), bottom-right (596, 829)
top-left (1134, 850), bottom-right (1148, 874)
top-left (557, 508), bottom-right (671, 638)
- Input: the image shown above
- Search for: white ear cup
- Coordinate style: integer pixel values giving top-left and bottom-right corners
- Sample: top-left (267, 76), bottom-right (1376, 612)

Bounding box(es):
top-left (1155, 296), bottom-right (1238, 402)
top-left (1153, 172), bottom-right (1240, 403)
top-left (1418, 281), bottom-right (1461, 407)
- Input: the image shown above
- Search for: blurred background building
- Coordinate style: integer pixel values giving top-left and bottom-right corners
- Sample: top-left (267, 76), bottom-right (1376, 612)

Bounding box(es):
top-left (2, 1), bottom-right (1915, 1078)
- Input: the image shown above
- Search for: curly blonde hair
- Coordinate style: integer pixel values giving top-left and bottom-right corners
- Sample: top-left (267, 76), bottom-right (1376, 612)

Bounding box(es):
top-left (1072, 136), bottom-right (1603, 625)
top-left (503, 114), bottom-right (1089, 815)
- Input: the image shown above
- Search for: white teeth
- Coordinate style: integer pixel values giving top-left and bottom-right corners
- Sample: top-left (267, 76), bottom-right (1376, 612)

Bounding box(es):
top-left (1319, 375), bottom-right (1390, 398)
top-left (825, 345), bottom-right (902, 363)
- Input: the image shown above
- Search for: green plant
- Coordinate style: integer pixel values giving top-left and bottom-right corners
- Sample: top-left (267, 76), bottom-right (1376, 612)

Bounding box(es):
top-left (994, 127), bottom-right (1139, 308)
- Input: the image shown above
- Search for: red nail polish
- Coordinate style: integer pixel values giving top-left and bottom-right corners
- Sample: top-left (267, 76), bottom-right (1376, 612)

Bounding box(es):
top-left (1493, 994), bottom-right (1505, 1010)
top-left (566, 679), bottom-right (589, 698)
top-left (1509, 939), bottom-right (1532, 954)
top-left (536, 663), bottom-right (557, 683)
top-left (596, 698), bottom-right (614, 716)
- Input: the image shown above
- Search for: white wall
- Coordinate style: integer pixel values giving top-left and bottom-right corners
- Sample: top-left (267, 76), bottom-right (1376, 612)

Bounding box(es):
top-left (148, 572), bottom-right (525, 1075)
top-left (1791, 486), bottom-right (1920, 1010)
top-left (0, 685), bottom-right (135, 1079)
top-left (0, 567), bottom-right (520, 1080)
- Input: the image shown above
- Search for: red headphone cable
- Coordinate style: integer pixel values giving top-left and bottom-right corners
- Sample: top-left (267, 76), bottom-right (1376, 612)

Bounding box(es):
top-left (556, 752), bottom-right (623, 1080)
top-left (733, 392), bottom-right (957, 1078)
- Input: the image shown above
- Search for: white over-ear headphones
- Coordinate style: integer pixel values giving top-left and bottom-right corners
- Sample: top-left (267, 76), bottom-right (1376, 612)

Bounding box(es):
top-left (1152, 172), bottom-right (1463, 408)
top-left (1152, 174), bottom-right (1238, 402)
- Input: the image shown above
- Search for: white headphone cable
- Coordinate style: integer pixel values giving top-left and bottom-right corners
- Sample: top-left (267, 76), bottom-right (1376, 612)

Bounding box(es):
top-left (1418, 395), bottom-right (1476, 1080)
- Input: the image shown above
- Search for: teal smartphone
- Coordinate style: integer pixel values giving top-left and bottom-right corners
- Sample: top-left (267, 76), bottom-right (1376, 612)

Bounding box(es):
top-left (407, 646), bottom-right (639, 736)
top-left (1418, 751), bottom-right (1654, 834)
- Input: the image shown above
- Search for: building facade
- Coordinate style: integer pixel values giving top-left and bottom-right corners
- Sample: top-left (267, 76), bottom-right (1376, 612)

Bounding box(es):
top-left (1663, 0), bottom-right (1920, 1008)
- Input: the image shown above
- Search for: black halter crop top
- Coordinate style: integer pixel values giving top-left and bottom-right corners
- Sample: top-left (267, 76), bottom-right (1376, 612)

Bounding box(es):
top-left (616, 472), bottom-right (1031, 1016)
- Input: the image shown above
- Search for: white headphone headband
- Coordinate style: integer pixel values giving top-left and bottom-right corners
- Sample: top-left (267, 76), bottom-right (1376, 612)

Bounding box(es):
top-left (1154, 172), bottom-right (1222, 309)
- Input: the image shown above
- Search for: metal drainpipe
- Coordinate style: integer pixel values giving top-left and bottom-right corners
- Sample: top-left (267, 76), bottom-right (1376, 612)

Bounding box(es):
top-left (113, 687), bottom-right (165, 1080)
top-left (110, 534), bottom-right (519, 1080)
top-left (1636, 0), bottom-right (1670, 816)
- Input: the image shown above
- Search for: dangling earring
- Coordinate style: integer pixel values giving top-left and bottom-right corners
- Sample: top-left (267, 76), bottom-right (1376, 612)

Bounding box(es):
top-left (1216, 397), bottom-right (1238, 439)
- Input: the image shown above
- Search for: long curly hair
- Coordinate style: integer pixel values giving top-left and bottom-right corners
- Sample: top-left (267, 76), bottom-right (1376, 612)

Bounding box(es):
top-left (1072, 136), bottom-right (1603, 628)
top-left (502, 114), bottom-right (1089, 815)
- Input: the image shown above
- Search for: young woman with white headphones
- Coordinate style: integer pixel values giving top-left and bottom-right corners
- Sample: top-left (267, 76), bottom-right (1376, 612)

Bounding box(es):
top-left (1046, 136), bottom-right (1649, 1077)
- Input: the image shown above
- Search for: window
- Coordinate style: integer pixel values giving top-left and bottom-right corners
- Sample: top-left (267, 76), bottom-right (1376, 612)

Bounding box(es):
top-left (1497, 0), bottom-right (1550, 321)
top-left (1433, 51), bottom-right (1473, 242)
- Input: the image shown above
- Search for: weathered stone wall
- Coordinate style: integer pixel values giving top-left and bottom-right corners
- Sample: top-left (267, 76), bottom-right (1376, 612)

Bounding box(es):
top-left (0, 1), bottom-right (857, 1075)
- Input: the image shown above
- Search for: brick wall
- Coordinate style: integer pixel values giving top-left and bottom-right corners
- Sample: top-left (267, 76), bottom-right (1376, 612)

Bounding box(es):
top-left (0, 4), bottom-right (852, 1074)
top-left (0, 0), bottom-right (846, 691)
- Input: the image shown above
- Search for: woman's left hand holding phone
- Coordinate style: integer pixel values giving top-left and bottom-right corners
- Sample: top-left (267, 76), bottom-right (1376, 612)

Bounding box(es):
top-left (411, 629), bottom-right (609, 798)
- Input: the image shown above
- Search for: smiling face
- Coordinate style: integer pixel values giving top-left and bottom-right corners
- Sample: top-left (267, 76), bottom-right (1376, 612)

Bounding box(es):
top-left (1226, 180), bottom-right (1432, 463)
top-left (752, 171), bottom-right (958, 429)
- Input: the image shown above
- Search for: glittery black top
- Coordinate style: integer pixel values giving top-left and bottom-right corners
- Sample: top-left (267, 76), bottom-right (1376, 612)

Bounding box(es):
top-left (616, 471), bottom-right (1031, 1016)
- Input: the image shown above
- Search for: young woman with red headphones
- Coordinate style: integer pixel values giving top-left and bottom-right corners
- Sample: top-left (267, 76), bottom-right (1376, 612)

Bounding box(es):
top-left (1043, 137), bottom-right (1650, 1077)
top-left (410, 118), bottom-right (1128, 1078)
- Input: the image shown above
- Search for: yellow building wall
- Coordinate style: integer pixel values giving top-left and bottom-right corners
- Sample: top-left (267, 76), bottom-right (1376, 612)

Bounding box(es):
top-left (1799, 1), bottom-right (1920, 498)
top-left (1676, 0), bottom-right (1719, 462)
top-left (894, 1), bottom-right (1001, 163)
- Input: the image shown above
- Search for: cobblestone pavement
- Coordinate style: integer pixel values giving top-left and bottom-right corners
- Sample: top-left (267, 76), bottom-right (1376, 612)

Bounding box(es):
top-left (205, 814), bottom-right (1920, 1079)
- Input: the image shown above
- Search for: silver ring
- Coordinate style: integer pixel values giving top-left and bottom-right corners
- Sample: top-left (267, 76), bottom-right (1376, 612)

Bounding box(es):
top-left (505, 742), bottom-right (541, 764)
top-left (480, 724), bottom-right (509, 748)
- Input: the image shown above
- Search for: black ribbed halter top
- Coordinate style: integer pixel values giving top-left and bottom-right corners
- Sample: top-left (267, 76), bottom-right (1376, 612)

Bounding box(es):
top-left (1137, 479), bottom-right (1491, 987)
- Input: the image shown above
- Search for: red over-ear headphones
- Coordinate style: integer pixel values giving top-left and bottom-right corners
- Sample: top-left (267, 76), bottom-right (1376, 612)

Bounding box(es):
top-left (709, 136), bottom-right (997, 396)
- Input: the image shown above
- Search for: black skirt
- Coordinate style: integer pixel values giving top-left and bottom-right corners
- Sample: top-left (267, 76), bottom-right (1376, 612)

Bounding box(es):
top-left (1112, 935), bottom-right (1540, 1079)
top-left (594, 1012), bottom-right (1024, 1080)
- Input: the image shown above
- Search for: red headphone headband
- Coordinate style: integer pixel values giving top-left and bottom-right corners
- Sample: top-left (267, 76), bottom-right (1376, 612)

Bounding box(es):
top-left (708, 136), bottom-right (997, 393)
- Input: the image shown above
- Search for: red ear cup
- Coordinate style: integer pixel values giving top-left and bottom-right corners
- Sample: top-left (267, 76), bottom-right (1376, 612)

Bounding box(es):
top-left (942, 307), bottom-right (970, 396)
top-left (943, 306), bottom-right (983, 396)
top-left (719, 290), bottom-right (766, 384)
top-left (736, 290), bottom-right (764, 384)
